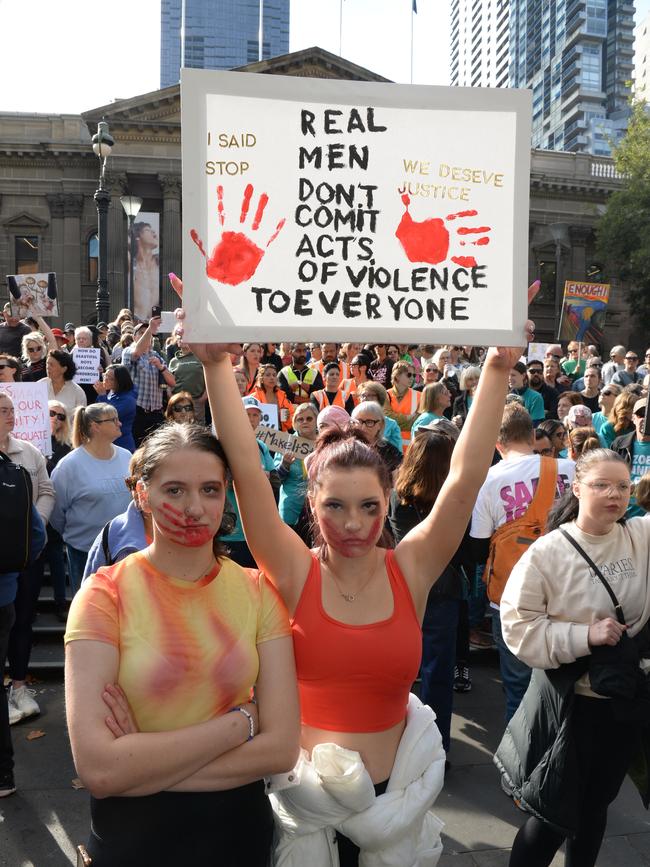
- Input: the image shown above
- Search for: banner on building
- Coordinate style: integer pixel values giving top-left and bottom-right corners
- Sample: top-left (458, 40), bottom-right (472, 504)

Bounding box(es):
top-left (558, 280), bottom-right (610, 346)
top-left (0, 381), bottom-right (50, 455)
top-left (255, 425), bottom-right (315, 458)
top-left (129, 212), bottom-right (160, 321)
top-left (7, 272), bottom-right (58, 317)
top-left (181, 69), bottom-right (532, 345)
top-left (72, 348), bottom-right (102, 385)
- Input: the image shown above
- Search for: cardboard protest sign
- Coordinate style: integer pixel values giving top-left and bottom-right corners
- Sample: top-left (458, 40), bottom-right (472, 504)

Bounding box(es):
top-left (0, 381), bottom-right (50, 455)
top-left (7, 273), bottom-right (58, 317)
top-left (181, 69), bottom-right (532, 345)
top-left (255, 425), bottom-right (315, 458)
top-left (558, 281), bottom-right (610, 346)
top-left (72, 348), bottom-right (101, 385)
top-left (259, 403), bottom-right (279, 429)
top-left (527, 343), bottom-right (549, 363)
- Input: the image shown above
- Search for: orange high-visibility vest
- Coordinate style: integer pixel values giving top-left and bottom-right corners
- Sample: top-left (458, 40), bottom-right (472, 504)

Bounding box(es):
top-left (312, 383), bottom-right (353, 411)
top-left (251, 387), bottom-right (295, 432)
top-left (388, 387), bottom-right (419, 452)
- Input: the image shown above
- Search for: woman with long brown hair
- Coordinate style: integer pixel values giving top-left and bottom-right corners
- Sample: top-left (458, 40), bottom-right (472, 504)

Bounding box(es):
top-left (251, 363), bottom-right (294, 432)
top-left (237, 342), bottom-right (263, 395)
top-left (598, 390), bottom-right (637, 447)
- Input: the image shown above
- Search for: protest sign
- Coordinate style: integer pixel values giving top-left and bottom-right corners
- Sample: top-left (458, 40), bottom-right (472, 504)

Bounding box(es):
top-left (259, 403), bottom-right (279, 429)
top-left (72, 348), bottom-right (101, 385)
top-left (558, 281), bottom-right (610, 346)
top-left (527, 343), bottom-right (549, 363)
top-left (0, 381), bottom-right (50, 455)
top-left (255, 425), bottom-right (315, 458)
top-left (7, 272), bottom-right (58, 317)
top-left (159, 311), bottom-right (178, 333)
top-left (181, 69), bottom-right (532, 345)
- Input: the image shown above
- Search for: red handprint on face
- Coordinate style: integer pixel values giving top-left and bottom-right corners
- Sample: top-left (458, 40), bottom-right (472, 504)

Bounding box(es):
top-left (190, 184), bottom-right (285, 286)
top-left (395, 193), bottom-right (492, 268)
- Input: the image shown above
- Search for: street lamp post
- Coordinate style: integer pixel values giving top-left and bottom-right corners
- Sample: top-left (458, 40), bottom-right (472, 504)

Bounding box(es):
top-left (120, 195), bottom-right (143, 312)
top-left (92, 120), bottom-right (115, 324)
top-left (549, 222), bottom-right (569, 339)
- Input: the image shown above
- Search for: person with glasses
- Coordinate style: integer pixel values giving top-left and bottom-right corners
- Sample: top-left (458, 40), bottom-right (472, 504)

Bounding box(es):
top-left (532, 429), bottom-right (554, 457)
top-left (537, 419), bottom-right (569, 459)
top-left (526, 359), bottom-right (559, 420)
top-left (20, 317), bottom-right (58, 383)
top-left (560, 341), bottom-right (587, 380)
top-left (637, 348), bottom-right (650, 378)
top-left (601, 344), bottom-right (626, 384)
top-left (611, 351), bottom-right (643, 388)
top-left (355, 381), bottom-right (404, 453)
top-left (590, 383), bottom-right (622, 442)
top-left (344, 353), bottom-right (373, 396)
top-left (610, 396), bottom-right (650, 517)
top-left (0, 354), bottom-right (21, 383)
top-left (387, 361), bottom-right (420, 452)
top-left (415, 361), bottom-right (440, 393)
top-left (497, 449), bottom-right (650, 867)
top-left (351, 400), bottom-right (403, 475)
top-left (50, 404), bottom-right (132, 595)
top-left (165, 392), bottom-right (196, 424)
top-left (274, 403), bottom-right (319, 538)
top-left (0, 303), bottom-right (31, 359)
top-left (93, 364), bottom-right (137, 452)
top-left (168, 341), bottom-right (208, 425)
top-left (45, 401), bottom-right (72, 623)
top-left (0, 392), bottom-right (55, 725)
top-left (451, 365), bottom-right (481, 428)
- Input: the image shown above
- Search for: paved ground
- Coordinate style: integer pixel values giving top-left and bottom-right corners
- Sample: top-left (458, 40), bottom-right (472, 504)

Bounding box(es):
top-left (2, 654), bottom-right (650, 865)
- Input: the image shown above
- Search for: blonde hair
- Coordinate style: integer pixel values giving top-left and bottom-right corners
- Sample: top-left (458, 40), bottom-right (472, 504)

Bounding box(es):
top-left (567, 426), bottom-right (600, 460)
top-left (610, 392), bottom-right (637, 433)
top-left (48, 400), bottom-right (71, 445)
top-left (22, 331), bottom-right (46, 361)
top-left (71, 404), bottom-right (116, 448)
top-left (419, 382), bottom-right (448, 414)
top-left (635, 473), bottom-right (650, 512)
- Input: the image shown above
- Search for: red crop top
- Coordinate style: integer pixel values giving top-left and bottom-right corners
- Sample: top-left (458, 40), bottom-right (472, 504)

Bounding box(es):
top-left (291, 550), bottom-right (422, 732)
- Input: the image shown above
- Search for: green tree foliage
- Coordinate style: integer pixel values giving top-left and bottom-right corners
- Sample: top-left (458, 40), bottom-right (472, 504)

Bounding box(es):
top-left (596, 100), bottom-right (650, 329)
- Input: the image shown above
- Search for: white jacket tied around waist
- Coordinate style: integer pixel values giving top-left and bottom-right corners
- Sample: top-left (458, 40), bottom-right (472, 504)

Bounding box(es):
top-left (271, 694), bottom-right (445, 867)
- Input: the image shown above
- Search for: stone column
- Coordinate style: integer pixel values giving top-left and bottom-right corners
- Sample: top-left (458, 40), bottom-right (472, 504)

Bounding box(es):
top-left (45, 194), bottom-right (67, 323)
top-left (104, 172), bottom-right (128, 320)
top-left (569, 226), bottom-right (591, 282)
top-left (159, 174), bottom-right (182, 311)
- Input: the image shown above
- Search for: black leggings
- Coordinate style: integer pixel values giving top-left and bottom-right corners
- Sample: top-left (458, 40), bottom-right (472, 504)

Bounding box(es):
top-left (86, 781), bottom-right (272, 867)
top-left (336, 780), bottom-right (389, 867)
top-left (509, 696), bottom-right (639, 867)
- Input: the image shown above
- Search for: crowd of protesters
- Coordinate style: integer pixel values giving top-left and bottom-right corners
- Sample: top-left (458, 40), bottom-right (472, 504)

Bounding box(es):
top-left (1, 289), bottom-right (650, 867)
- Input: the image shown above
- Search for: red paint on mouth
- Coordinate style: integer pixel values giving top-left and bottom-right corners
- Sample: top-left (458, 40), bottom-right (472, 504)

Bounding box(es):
top-left (320, 516), bottom-right (382, 558)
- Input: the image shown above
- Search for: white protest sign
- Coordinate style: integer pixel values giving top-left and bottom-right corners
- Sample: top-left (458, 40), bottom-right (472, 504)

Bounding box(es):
top-left (255, 425), bottom-right (315, 458)
top-left (259, 403), bottom-right (278, 429)
top-left (0, 381), bottom-right (50, 455)
top-left (527, 343), bottom-right (549, 363)
top-left (159, 311), bottom-right (178, 333)
top-left (72, 348), bottom-right (102, 385)
top-left (181, 69), bottom-right (531, 345)
top-left (7, 272), bottom-right (58, 317)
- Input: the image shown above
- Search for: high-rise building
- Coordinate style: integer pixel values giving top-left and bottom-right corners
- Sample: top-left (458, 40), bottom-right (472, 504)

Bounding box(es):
top-left (450, 0), bottom-right (511, 88)
top-left (450, 0), bottom-right (635, 156)
top-left (161, 0), bottom-right (290, 89)
top-left (634, 11), bottom-right (650, 96)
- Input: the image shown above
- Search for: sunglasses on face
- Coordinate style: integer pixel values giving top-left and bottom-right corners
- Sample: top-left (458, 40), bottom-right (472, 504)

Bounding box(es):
top-left (0, 364), bottom-right (11, 371)
top-left (172, 405), bottom-right (194, 413)
top-left (528, 369), bottom-right (543, 375)
top-left (626, 357), bottom-right (638, 362)
top-left (601, 391), bottom-right (614, 397)
top-left (26, 346), bottom-right (41, 353)
top-left (49, 410), bottom-right (66, 421)
top-left (405, 373), bottom-right (415, 379)
top-left (635, 410), bottom-right (646, 419)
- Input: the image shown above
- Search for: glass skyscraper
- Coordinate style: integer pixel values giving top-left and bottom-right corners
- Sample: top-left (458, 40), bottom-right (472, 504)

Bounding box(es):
top-left (450, 0), bottom-right (635, 156)
top-left (161, 0), bottom-right (290, 89)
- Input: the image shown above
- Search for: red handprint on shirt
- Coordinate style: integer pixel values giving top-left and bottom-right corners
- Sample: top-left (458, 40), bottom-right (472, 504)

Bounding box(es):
top-left (190, 184), bottom-right (285, 286)
top-left (395, 193), bottom-right (492, 268)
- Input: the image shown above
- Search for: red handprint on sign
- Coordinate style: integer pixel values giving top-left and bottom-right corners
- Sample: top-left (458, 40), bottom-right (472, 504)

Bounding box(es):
top-left (395, 193), bottom-right (492, 268)
top-left (190, 184), bottom-right (285, 286)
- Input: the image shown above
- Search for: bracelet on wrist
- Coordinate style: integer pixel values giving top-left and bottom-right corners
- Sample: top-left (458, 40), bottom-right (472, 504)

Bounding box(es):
top-left (229, 706), bottom-right (254, 741)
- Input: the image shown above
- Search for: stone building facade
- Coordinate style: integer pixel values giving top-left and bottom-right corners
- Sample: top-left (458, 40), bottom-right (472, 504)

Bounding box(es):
top-left (0, 46), bottom-right (638, 350)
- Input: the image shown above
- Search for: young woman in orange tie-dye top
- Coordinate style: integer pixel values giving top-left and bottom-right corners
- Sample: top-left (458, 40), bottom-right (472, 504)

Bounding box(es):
top-left (64, 423), bottom-right (299, 867)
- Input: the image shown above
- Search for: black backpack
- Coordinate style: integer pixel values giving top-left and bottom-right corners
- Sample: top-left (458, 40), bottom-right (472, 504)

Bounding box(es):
top-left (0, 451), bottom-right (33, 573)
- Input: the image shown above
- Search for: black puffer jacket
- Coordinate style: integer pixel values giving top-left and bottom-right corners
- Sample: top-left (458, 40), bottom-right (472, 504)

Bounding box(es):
top-left (495, 662), bottom-right (650, 836)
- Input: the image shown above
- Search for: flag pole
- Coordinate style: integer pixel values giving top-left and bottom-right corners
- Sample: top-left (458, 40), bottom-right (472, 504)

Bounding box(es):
top-left (259, 0), bottom-right (264, 62)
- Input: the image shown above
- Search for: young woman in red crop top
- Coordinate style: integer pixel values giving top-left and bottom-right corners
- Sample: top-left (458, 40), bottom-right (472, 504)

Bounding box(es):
top-left (170, 274), bottom-right (538, 865)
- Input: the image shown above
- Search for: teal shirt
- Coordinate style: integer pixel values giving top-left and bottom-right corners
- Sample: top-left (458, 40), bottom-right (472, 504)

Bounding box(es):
top-left (222, 440), bottom-right (274, 542)
top-left (383, 416), bottom-right (404, 452)
top-left (591, 411), bottom-right (608, 440)
top-left (411, 412), bottom-right (444, 434)
top-left (274, 445), bottom-right (308, 527)
top-left (628, 440), bottom-right (650, 518)
top-left (521, 388), bottom-right (545, 422)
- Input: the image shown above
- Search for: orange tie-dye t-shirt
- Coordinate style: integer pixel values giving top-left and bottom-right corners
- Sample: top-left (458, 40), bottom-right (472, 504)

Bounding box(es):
top-left (65, 552), bottom-right (290, 733)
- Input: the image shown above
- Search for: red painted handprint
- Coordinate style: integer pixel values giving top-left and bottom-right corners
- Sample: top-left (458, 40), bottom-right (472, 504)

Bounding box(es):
top-left (190, 184), bottom-right (285, 286)
top-left (395, 193), bottom-right (492, 268)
